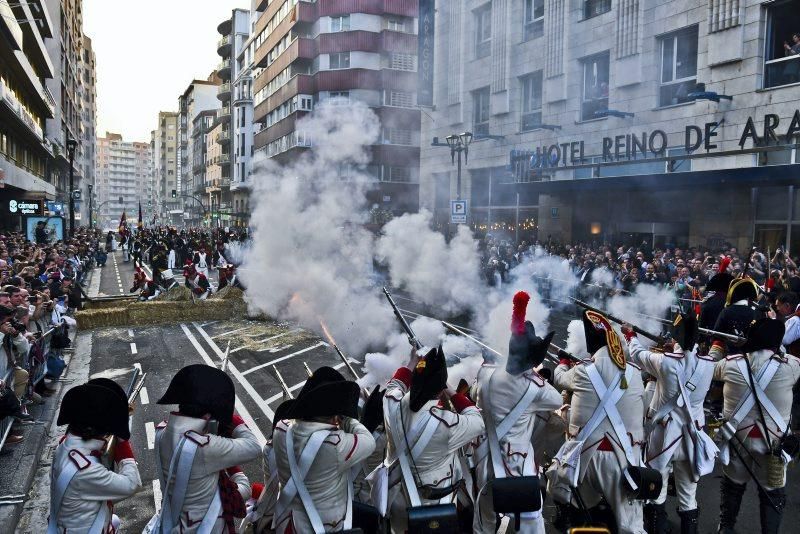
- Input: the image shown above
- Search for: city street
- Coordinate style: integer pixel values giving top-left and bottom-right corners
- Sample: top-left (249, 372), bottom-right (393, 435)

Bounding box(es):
top-left (9, 250), bottom-right (796, 532)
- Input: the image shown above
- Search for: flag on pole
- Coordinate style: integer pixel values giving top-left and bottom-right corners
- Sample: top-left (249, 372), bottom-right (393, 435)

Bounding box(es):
top-left (138, 201), bottom-right (143, 230)
top-left (119, 210), bottom-right (127, 235)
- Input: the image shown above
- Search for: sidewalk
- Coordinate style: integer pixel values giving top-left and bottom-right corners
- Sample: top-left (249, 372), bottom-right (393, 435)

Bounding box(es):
top-left (0, 268), bottom-right (99, 532)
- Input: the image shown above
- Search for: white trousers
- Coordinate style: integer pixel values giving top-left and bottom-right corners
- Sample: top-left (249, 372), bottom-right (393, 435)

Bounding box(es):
top-left (577, 451), bottom-right (646, 534)
top-left (167, 250), bottom-right (176, 269)
top-left (653, 460), bottom-right (698, 511)
top-left (723, 440), bottom-right (787, 491)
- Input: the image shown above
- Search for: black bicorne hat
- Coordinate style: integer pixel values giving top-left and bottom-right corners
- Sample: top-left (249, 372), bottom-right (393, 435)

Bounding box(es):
top-left (507, 291), bottom-right (554, 375)
top-left (88, 377), bottom-right (127, 403)
top-left (409, 346), bottom-right (448, 412)
top-left (58, 383), bottom-right (131, 440)
top-left (272, 398), bottom-right (295, 432)
top-left (741, 318), bottom-right (785, 354)
top-left (672, 311), bottom-right (699, 352)
top-left (288, 366), bottom-right (360, 420)
top-left (157, 364), bottom-right (236, 426)
top-left (360, 385), bottom-right (385, 433)
top-left (726, 278), bottom-right (760, 306)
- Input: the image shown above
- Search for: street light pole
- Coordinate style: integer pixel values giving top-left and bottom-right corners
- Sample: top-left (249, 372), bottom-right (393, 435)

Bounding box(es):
top-left (445, 132), bottom-right (473, 201)
top-left (88, 184), bottom-right (93, 229)
top-left (67, 138), bottom-right (77, 237)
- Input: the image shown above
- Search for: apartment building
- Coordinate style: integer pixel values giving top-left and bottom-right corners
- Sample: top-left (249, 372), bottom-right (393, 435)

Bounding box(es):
top-left (178, 78), bottom-right (220, 225)
top-left (251, 0), bottom-right (421, 213)
top-left (220, 6), bottom-right (257, 228)
top-left (154, 111), bottom-right (180, 223)
top-left (0, 0), bottom-right (57, 229)
top-left (421, 0), bottom-right (800, 251)
top-left (95, 132), bottom-right (153, 228)
top-left (192, 109), bottom-right (217, 223)
top-left (78, 34), bottom-right (96, 224)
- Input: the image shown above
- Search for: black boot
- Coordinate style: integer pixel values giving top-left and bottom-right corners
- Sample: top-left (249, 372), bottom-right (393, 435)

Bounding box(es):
top-left (678, 509), bottom-right (698, 534)
top-left (552, 502), bottom-right (574, 533)
top-left (759, 487), bottom-right (786, 534)
top-left (644, 503), bottom-right (669, 534)
top-left (718, 476), bottom-right (746, 533)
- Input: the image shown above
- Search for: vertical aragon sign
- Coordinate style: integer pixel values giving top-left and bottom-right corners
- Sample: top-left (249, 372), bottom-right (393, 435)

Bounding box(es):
top-left (417, 0), bottom-right (435, 107)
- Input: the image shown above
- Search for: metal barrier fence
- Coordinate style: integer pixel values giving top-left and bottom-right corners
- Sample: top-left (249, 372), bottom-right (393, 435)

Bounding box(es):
top-left (0, 319), bottom-right (64, 452)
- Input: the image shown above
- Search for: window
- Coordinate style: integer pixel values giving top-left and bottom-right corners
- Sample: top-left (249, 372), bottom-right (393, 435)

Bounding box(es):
top-left (472, 86), bottom-right (490, 135)
top-left (474, 4), bottom-right (492, 59)
top-left (331, 15), bottom-right (350, 32)
top-left (329, 52), bottom-right (350, 70)
top-left (583, 0), bottom-right (611, 20)
top-left (329, 91), bottom-right (350, 103)
top-left (384, 90), bottom-right (415, 108)
top-left (580, 53), bottom-right (610, 121)
top-left (389, 53), bottom-right (417, 71)
top-left (520, 71), bottom-right (543, 131)
top-left (764, 0), bottom-right (800, 89)
top-left (659, 26), bottom-right (699, 107)
top-left (524, 0), bottom-right (544, 41)
top-left (388, 19), bottom-right (405, 32)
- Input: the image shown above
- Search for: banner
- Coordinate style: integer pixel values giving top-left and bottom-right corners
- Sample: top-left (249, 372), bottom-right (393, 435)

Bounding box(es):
top-left (417, 0), bottom-right (435, 107)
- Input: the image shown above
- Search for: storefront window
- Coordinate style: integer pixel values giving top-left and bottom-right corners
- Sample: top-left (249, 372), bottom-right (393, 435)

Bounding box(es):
top-left (755, 224), bottom-right (787, 252)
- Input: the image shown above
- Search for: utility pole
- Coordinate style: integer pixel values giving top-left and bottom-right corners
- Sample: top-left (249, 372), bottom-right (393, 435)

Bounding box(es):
top-left (67, 138), bottom-right (77, 237)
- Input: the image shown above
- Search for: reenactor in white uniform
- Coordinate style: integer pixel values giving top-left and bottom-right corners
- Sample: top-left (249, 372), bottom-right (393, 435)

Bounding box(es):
top-left (48, 382), bottom-right (142, 533)
top-left (472, 291), bottom-right (564, 533)
top-left (549, 310), bottom-right (656, 534)
top-left (146, 365), bottom-right (262, 534)
top-left (381, 346), bottom-right (485, 533)
top-left (622, 312), bottom-right (719, 534)
top-left (712, 318), bottom-right (800, 534)
top-left (272, 366), bottom-right (376, 533)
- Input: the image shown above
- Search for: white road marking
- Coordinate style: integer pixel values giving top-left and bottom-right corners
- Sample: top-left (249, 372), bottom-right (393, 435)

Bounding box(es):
top-left (133, 362), bottom-right (142, 372)
top-left (212, 326), bottom-right (251, 339)
top-left (181, 324), bottom-right (270, 442)
top-left (139, 387), bottom-right (149, 405)
top-left (200, 321), bottom-right (220, 327)
top-left (258, 329), bottom-right (302, 345)
top-left (128, 329), bottom-right (134, 337)
top-left (263, 362), bottom-right (347, 405)
top-left (145, 421), bottom-right (155, 449)
top-left (240, 343), bottom-right (327, 376)
top-left (130, 342), bottom-right (138, 355)
top-left (152, 480), bottom-right (162, 514)
top-left (229, 329), bottom-right (302, 355)
top-left (260, 344), bottom-right (293, 354)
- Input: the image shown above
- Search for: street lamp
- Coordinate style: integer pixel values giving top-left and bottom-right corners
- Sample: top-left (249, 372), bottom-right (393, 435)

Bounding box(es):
top-left (87, 183), bottom-right (93, 229)
top-left (66, 138), bottom-right (78, 238)
top-left (444, 132), bottom-right (473, 200)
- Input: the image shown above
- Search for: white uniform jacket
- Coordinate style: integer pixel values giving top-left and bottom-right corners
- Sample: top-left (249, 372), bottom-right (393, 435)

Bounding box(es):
top-left (628, 338), bottom-right (716, 474)
top-left (473, 364), bottom-right (564, 482)
top-left (713, 350), bottom-right (800, 457)
top-left (383, 367), bottom-right (485, 498)
top-left (50, 434), bottom-right (142, 533)
top-left (153, 414), bottom-right (261, 533)
top-left (553, 347), bottom-right (646, 482)
top-left (272, 418), bottom-right (376, 533)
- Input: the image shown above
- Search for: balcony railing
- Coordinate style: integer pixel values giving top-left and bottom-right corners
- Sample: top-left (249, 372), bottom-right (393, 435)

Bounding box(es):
top-left (219, 106), bottom-right (231, 120)
top-left (217, 131), bottom-right (230, 143)
top-left (217, 35), bottom-right (231, 55)
top-left (217, 82), bottom-right (231, 101)
top-left (765, 55), bottom-right (800, 89)
top-left (218, 59), bottom-right (232, 79)
top-left (0, 80), bottom-right (44, 140)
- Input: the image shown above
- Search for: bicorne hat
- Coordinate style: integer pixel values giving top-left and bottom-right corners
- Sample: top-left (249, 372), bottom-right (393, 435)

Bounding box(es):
top-left (57, 383), bottom-right (130, 440)
top-left (409, 347), bottom-right (448, 412)
top-left (288, 366), bottom-right (360, 420)
top-left (157, 364), bottom-right (235, 426)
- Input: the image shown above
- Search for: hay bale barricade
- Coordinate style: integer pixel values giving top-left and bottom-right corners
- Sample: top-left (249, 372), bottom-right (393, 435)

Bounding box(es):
top-left (78, 290), bottom-right (248, 329)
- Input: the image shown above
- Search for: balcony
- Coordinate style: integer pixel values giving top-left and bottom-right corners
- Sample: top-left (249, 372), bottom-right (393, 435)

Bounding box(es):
top-left (218, 58), bottom-right (231, 80)
top-left (0, 80), bottom-right (44, 141)
top-left (217, 18), bottom-right (232, 37)
top-left (217, 35), bottom-right (231, 56)
top-left (217, 131), bottom-right (231, 145)
top-left (765, 56), bottom-right (800, 89)
top-left (218, 105), bottom-right (231, 121)
top-left (234, 90), bottom-right (253, 105)
top-left (217, 82), bottom-right (231, 101)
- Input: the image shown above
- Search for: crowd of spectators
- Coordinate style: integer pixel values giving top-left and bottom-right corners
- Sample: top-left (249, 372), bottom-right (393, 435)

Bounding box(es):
top-left (480, 234), bottom-right (800, 299)
top-left (0, 227), bottom-right (100, 448)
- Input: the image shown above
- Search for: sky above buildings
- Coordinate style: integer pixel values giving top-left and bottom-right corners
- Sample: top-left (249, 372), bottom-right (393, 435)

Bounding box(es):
top-left (83, 0), bottom-right (249, 143)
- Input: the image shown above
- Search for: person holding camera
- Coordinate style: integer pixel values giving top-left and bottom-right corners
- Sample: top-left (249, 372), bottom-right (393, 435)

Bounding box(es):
top-left (147, 365), bottom-right (261, 534)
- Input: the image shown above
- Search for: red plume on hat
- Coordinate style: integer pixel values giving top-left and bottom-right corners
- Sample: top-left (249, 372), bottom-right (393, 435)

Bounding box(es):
top-left (719, 256), bottom-right (731, 273)
top-left (511, 291), bottom-right (530, 335)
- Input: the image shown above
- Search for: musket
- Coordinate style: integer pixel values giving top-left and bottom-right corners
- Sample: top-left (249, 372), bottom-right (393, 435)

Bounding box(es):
top-left (271, 365), bottom-right (294, 399)
top-left (442, 319), bottom-right (560, 366)
top-left (103, 371), bottom-right (147, 464)
top-left (548, 342), bottom-right (583, 363)
top-left (303, 361), bottom-right (313, 378)
top-left (330, 341), bottom-right (362, 382)
top-left (636, 314), bottom-right (747, 345)
top-left (382, 287), bottom-right (423, 350)
top-left (570, 297), bottom-right (664, 343)
top-left (125, 367), bottom-right (141, 398)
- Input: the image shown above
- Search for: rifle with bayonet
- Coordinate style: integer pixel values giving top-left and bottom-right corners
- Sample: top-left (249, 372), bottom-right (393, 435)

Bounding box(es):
top-left (382, 287), bottom-right (423, 350)
top-left (271, 365), bottom-right (294, 400)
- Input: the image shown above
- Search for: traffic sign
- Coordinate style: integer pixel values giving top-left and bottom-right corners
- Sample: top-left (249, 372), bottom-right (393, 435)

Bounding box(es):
top-left (451, 200), bottom-right (468, 224)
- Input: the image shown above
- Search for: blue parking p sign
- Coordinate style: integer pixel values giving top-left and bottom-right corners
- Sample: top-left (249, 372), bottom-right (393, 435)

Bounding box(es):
top-left (451, 200), bottom-right (468, 224)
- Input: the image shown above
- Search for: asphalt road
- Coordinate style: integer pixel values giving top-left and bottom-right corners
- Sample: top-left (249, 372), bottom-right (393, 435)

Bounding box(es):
top-left (37, 251), bottom-right (800, 532)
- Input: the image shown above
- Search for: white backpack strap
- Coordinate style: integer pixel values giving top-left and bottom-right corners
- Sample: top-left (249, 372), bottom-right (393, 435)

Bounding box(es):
top-left (48, 449), bottom-right (101, 534)
top-left (275, 428), bottom-right (330, 528)
top-left (585, 365), bottom-right (637, 466)
top-left (735, 358), bottom-right (787, 434)
top-left (728, 358), bottom-right (780, 431)
top-left (575, 364), bottom-right (625, 442)
top-left (385, 401), bottom-right (438, 508)
top-left (167, 436), bottom-right (200, 528)
top-left (285, 426), bottom-right (330, 533)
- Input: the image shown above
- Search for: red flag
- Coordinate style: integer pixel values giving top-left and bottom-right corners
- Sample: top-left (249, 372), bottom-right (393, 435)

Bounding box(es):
top-left (119, 210), bottom-right (127, 234)
top-left (138, 201), bottom-right (143, 230)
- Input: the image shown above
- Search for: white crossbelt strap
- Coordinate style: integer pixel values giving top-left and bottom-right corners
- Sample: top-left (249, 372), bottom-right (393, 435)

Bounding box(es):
top-left (285, 427), bottom-right (335, 534)
top-left (475, 369), bottom-right (539, 466)
top-left (734, 358), bottom-right (787, 435)
top-left (584, 365), bottom-right (638, 467)
top-left (275, 429), bottom-right (330, 529)
top-left (647, 356), bottom-right (710, 432)
top-left (48, 449), bottom-right (108, 534)
top-left (386, 399), bottom-right (440, 507)
top-left (728, 358), bottom-right (781, 433)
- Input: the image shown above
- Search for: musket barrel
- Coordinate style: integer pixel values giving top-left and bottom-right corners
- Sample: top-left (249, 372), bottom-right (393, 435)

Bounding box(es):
top-left (570, 297), bottom-right (662, 343)
top-left (272, 365), bottom-right (294, 399)
top-left (383, 287), bottom-right (423, 350)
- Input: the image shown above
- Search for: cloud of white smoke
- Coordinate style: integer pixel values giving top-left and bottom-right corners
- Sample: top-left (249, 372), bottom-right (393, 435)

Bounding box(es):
top-left (239, 101), bottom-right (393, 355)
